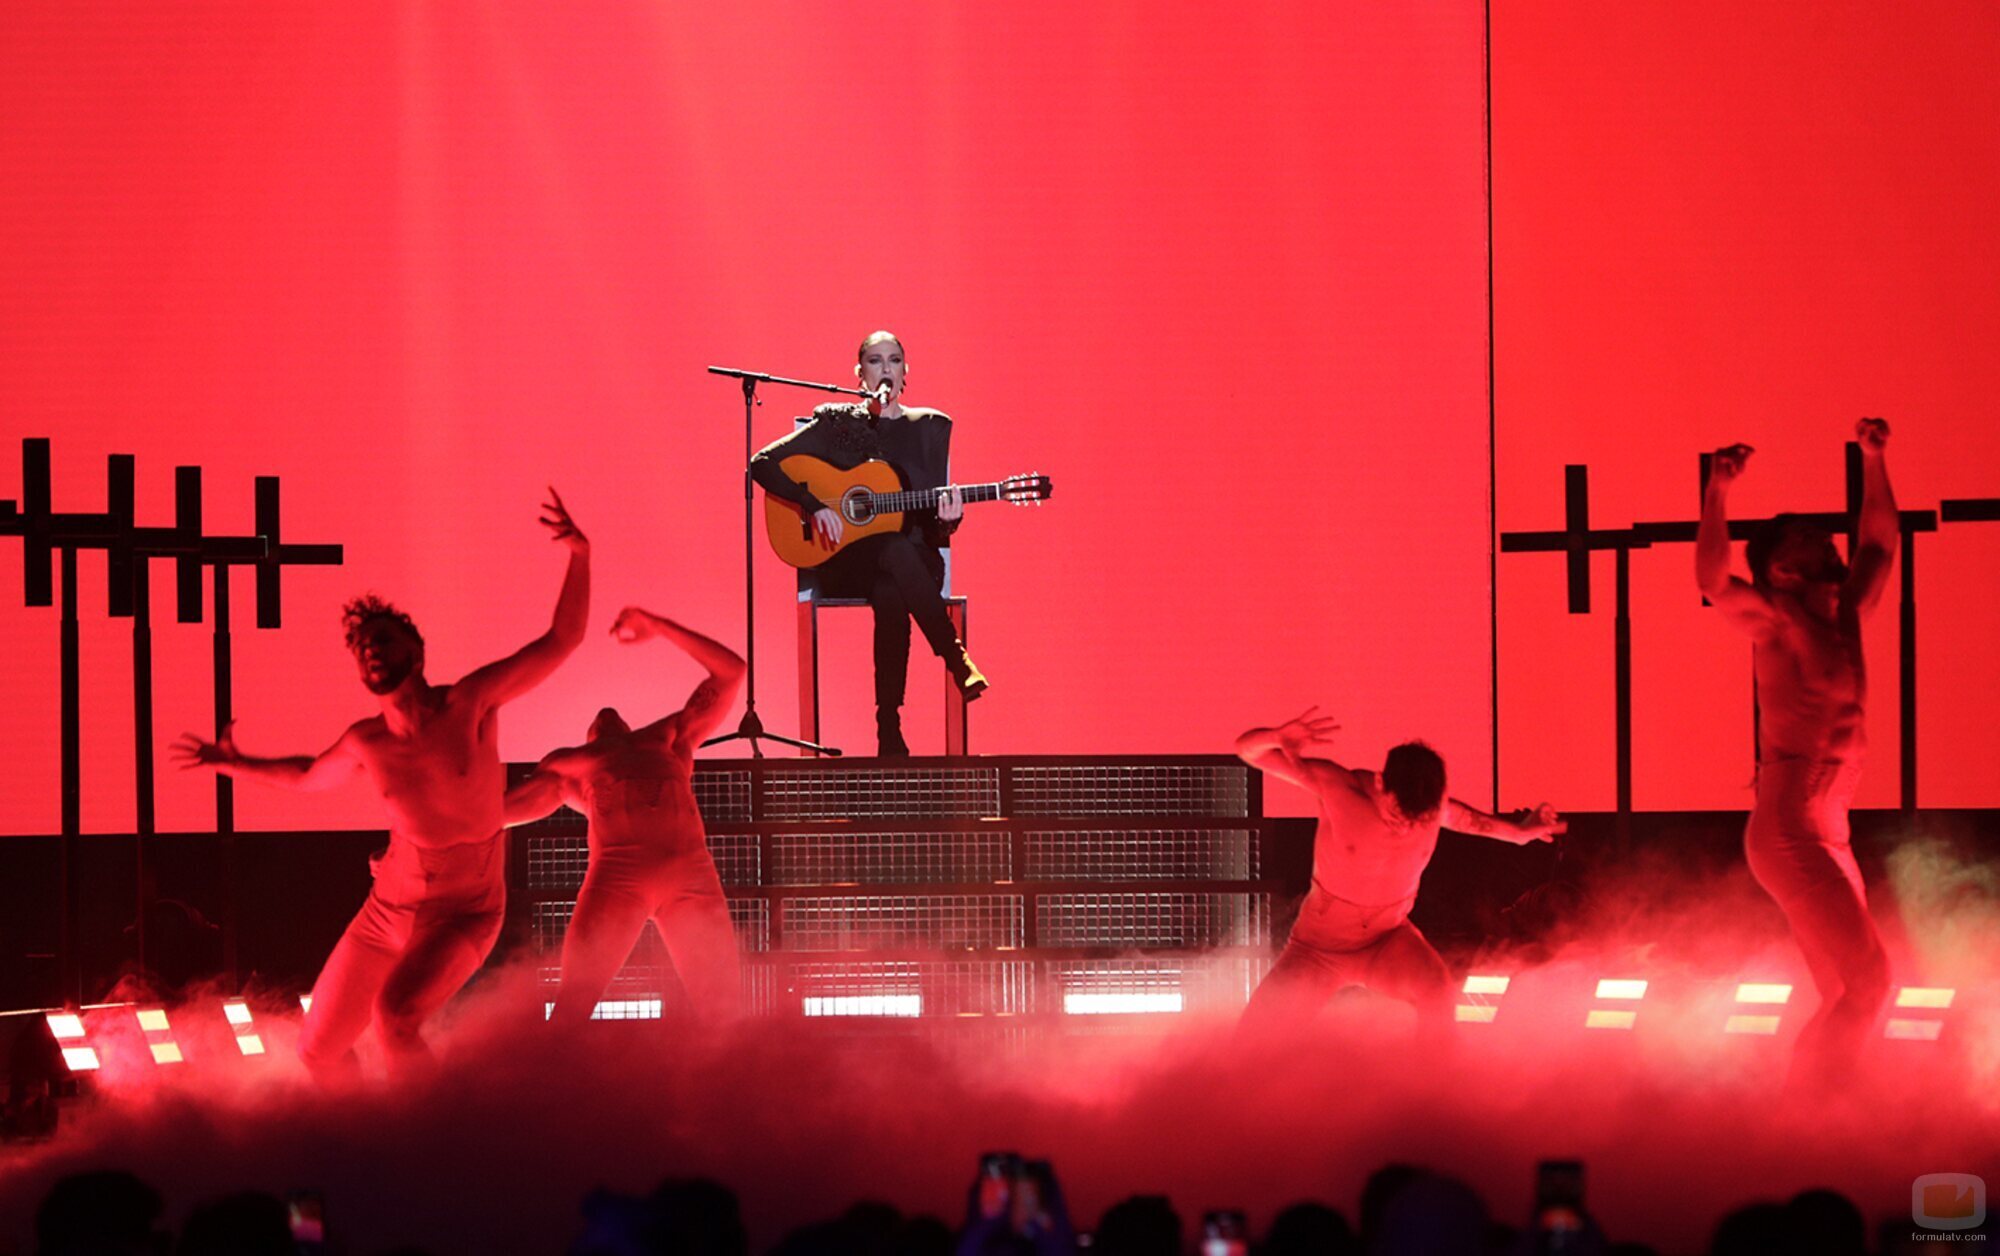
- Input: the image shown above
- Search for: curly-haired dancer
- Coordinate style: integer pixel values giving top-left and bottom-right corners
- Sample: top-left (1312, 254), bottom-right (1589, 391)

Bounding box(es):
top-left (174, 491), bottom-right (590, 1085)
top-left (1235, 710), bottom-right (1565, 1035)
top-left (1697, 421), bottom-right (1899, 1085)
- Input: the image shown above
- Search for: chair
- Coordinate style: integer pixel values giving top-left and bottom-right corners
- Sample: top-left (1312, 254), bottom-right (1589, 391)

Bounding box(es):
top-left (796, 555), bottom-right (969, 757)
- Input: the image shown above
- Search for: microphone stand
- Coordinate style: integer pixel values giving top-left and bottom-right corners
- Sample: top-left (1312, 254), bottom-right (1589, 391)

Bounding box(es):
top-left (703, 366), bottom-right (872, 757)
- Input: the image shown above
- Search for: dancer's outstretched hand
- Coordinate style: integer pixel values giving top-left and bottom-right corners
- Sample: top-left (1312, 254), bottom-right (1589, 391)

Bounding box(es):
top-left (1512, 802), bottom-right (1567, 842)
top-left (1278, 706), bottom-right (1342, 752)
top-left (1709, 444), bottom-right (1754, 485)
top-left (541, 486), bottom-right (588, 553)
top-left (1855, 417), bottom-right (1891, 453)
top-left (172, 721), bottom-right (239, 770)
top-left (610, 607), bottom-right (665, 643)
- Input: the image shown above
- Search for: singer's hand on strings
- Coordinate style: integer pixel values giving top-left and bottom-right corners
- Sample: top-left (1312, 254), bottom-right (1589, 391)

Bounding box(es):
top-left (812, 507), bottom-right (844, 549)
top-left (937, 487), bottom-right (965, 522)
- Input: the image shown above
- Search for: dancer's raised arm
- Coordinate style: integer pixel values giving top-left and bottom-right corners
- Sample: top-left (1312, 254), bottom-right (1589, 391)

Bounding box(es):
top-left (1235, 708), bottom-right (1354, 796)
top-left (1842, 418), bottom-right (1899, 616)
top-left (611, 608), bottom-right (747, 750)
top-left (1696, 444), bottom-right (1780, 638)
top-left (459, 489), bottom-right (591, 710)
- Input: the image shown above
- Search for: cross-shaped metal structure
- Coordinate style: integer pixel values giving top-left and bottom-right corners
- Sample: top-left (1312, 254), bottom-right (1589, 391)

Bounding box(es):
top-left (1, 437), bottom-right (341, 1006)
top-left (1499, 465), bottom-right (1651, 829)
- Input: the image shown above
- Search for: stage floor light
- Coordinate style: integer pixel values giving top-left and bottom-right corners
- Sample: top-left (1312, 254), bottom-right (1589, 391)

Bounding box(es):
top-left (135, 1007), bottom-right (183, 1065)
top-left (1885, 1019), bottom-right (1944, 1041)
top-left (221, 1000), bottom-right (265, 1055)
top-left (802, 994), bottom-right (923, 1018)
top-left (1894, 987), bottom-right (1955, 1009)
top-left (1063, 992), bottom-right (1185, 1015)
top-left (539, 1000), bottom-right (666, 1020)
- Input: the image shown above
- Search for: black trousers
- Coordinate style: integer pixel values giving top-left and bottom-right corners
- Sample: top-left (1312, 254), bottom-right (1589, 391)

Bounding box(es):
top-left (816, 531), bottom-right (955, 711)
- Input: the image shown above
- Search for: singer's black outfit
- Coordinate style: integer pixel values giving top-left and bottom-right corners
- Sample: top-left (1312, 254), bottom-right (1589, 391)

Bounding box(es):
top-left (751, 403), bottom-right (964, 751)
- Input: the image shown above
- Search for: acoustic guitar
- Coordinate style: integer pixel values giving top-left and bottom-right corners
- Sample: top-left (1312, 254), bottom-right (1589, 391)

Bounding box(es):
top-left (763, 455), bottom-right (1053, 568)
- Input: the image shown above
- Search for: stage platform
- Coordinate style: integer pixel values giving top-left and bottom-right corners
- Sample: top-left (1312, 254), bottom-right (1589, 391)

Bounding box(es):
top-left (506, 754), bottom-right (1282, 1027)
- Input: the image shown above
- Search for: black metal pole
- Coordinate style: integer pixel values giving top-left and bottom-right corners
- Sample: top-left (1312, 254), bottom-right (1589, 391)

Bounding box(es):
top-left (214, 566), bottom-right (239, 982)
top-left (741, 378), bottom-right (759, 744)
top-left (1483, 0), bottom-right (1500, 812)
top-left (1614, 545), bottom-right (1633, 842)
top-left (1900, 536), bottom-right (1916, 811)
top-left (60, 546), bottom-right (82, 1008)
top-left (132, 558), bottom-right (155, 974)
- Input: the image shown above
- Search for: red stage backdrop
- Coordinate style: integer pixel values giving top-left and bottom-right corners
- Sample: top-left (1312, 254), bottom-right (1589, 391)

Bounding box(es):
top-left (1494, 1), bottom-right (2000, 810)
top-left (0, 2), bottom-right (1493, 834)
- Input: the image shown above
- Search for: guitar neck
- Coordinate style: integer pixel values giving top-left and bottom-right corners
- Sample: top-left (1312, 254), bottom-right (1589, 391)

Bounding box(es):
top-left (872, 482), bottom-right (1009, 512)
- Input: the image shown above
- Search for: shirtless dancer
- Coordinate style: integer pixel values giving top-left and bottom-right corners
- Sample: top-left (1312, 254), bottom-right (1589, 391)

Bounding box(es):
top-left (174, 491), bottom-right (589, 1084)
top-left (504, 607), bottom-right (746, 1025)
top-left (1697, 420), bottom-right (1897, 1082)
top-left (1235, 710), bottom-right (1565, 1033)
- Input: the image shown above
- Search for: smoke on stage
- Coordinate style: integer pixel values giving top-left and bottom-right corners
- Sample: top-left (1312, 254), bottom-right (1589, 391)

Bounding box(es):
top-left (2, 837), bottom-right (1996, 1255)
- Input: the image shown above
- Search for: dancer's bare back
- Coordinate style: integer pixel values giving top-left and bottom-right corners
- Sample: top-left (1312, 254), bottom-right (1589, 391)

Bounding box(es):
top-left (1749, 599), bottom-right (1868, 763)
top-left (537, 732), bottom-right (702, 854)
top-left (1294, 762), bottom-right (1443, 906)
top-left (506, 608), bottom-right (746, 855)
top-left (1235, 710), bottom-right (1564, 907)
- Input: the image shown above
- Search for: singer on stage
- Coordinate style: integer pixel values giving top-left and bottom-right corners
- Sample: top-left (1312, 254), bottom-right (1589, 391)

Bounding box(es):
top-left (750, 330), bottom-right (986, 756)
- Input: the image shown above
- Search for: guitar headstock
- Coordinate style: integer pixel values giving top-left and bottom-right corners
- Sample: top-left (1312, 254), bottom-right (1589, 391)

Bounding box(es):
top-left (1000, 472), bottom-right (1053, 505)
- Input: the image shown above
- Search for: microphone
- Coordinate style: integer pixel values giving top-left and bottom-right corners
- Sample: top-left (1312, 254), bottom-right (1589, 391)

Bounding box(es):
top-left (872, 380), bottom-right (894, 405)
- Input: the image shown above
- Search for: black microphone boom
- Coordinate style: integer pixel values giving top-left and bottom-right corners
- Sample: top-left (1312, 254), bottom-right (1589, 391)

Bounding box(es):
top-left (701, 366), bottom-right (871, 757)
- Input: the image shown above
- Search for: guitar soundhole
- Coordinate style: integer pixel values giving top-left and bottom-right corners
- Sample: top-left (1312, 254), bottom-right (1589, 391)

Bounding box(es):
top-left (841, 486), bottom-right (876, 525)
